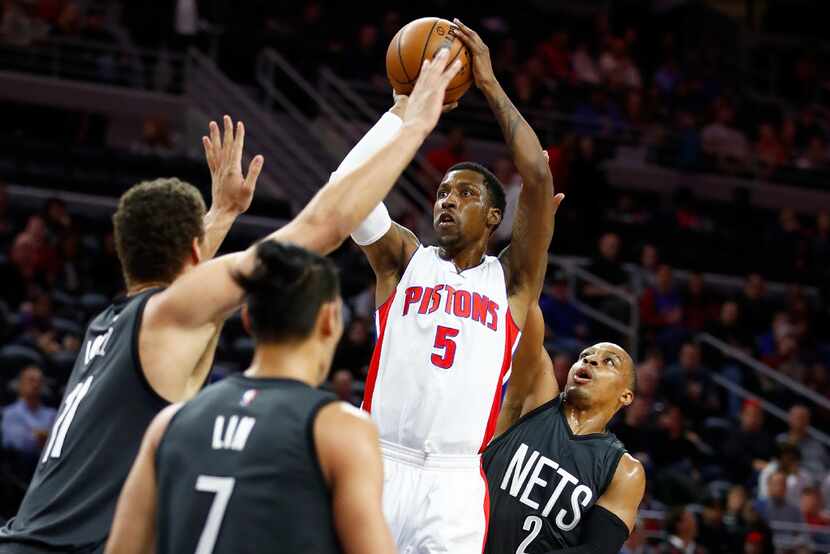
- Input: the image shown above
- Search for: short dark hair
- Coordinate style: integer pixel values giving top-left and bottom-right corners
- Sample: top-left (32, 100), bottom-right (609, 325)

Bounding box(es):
top-left (233, 241), bottom-right (340, 343)
top-left (113, 178), bottom-right (205, 287)
top-left (446, 161), bottom-right (506, 221)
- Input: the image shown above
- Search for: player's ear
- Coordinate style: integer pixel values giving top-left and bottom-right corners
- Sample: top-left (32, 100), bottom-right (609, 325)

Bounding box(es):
top-left (487, 207), bottom-right (502, 229)
top-left (190, 237), bottom-right (202, 266)
top-left (241, 304), bottom-right (252, 336)
top-left (620, 389), bottom-right (634, 407)
top-left (317, 300), bottom-right (342, 341)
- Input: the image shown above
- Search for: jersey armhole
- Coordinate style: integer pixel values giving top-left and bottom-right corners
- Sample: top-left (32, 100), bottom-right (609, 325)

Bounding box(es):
top-left (153, 403), bottom-right (187, 473)
top-left (132, 288), bottom-right (170, 407)
top-left (598, 447), bottom-right (627, 497)
top-left (485, 394), bottom-right (562, 452)
top-left (306, 397), bottom-right (339, 494)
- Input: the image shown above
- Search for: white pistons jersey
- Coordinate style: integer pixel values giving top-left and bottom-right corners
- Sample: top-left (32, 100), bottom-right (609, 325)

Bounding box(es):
top-left (363, 246), bottom-right (521, 456)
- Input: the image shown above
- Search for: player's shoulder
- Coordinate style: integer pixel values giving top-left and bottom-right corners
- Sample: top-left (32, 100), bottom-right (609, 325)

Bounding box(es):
top-left (146, 403), bottom-right (184, 448)
top-left (611, 453), bottom-right (646, 490)
top-left (316, 402), bottom-right (377, 441)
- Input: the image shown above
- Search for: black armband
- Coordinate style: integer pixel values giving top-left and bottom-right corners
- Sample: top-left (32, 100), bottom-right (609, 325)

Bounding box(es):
top-left (547, 505), bottom-right (630, 554)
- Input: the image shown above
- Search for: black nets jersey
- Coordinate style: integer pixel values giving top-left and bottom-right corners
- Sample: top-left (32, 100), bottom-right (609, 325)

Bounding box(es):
top-left (0, 289), bottom-right (168, 552)
top-left (155, 374), bottom-right (343, 554)
top-left (482, 394), bottom-right (625, 554)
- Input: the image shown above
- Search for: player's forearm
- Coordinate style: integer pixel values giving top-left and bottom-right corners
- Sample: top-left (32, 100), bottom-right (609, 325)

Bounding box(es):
top-left (200, 209), bottom-right (237, 260)
top-left (480, 79), bottom-right (552, 188)
top-left (280, 124), bottom-right (429, 254)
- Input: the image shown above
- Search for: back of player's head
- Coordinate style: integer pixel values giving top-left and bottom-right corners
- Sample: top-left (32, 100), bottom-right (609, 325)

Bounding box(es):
top-left (447, 162), bottom-right (506, 219)
top-left (114, 178), bottom-right (206, 287)
top-left (233, 241), bottom-right (340, 343)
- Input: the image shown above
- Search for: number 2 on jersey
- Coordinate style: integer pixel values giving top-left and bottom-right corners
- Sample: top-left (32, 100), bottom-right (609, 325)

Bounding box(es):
top-left (194, 475), bottom-right (236, 554)
top-left (516, 515), bottom-right (543, 554)
top-left (431, 325), bottom-right (459, 369)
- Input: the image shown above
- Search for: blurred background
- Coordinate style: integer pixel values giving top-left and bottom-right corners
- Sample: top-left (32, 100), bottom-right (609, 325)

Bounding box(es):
top-left (0, 1), bottom-right (829, 552)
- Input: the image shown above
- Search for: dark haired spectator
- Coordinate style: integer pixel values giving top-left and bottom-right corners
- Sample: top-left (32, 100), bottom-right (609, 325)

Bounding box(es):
top-left (723, 400), bottom-right (776, 484)
top-left (631, 242), bottom-right (659, 292)
top-left (698, 496), bottom-right (731, 554)
top-left (684, 273), bottom-right (717, 332)
top-left (610, 396), bottom-right (655, 464)
top-left (537, 30), bottom-right (570, 82)
top-left (660, 506), bottom-right (707, 554)
top-left (758, 444), bottom-right (814, 507)
top-left (663, 343), bottom-right (720, 428)
top-left (702, 100), bottom-right (749, 171)
top-left (583, 232), bottom-right (629, 323)
top-left (707, 300), bottom-right (752, 350)
top-left (2, 366), bottom-right (56, 480)
top-left (539, 274), bottom-right (588, 355)
top-left (754, 471), bottom-right (806, 547)
top-left (330, 369), bottom-right (360, 407)
top-left (570, 40), bottom-right (599, 85)
top-left (800, 487), bottom-right (830, 549)
top-left (738, 274), bottom-right (774, 337)
top-left (332, 317), bottom-right (373, 380)
top-left (776, 405), bottom-right (828, 477)
top-left (598, 36), bottom-right (641, 90)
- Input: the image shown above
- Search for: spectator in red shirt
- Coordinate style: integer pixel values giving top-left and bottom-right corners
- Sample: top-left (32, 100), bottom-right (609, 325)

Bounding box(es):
top-left (537, 30), bottom-right (571, 82)
top-left (425, 127), bottom-right (466, 176)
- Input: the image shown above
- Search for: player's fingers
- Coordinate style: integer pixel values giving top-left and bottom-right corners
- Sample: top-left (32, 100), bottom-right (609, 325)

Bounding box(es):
top-left (244, 155), bottom-right (264, 188)
top-left (543, 150), bottom-right (550, 163)
top-left (232, 121), bottom-right (245, 167)
top-left (439, 59), bottom-right (462, 87)
top-left (209, 120), bottom-right (221, 155)
top-left (202, 137), bottom-right (215, 172)
top-left (442, 102), bottom-right (459, 113)
top-left (222, 115), bottom-right (233, 157)
top-left (552, 193), bottom-right (565, 213)
top-left (453, 18), bottom-right (479, 41)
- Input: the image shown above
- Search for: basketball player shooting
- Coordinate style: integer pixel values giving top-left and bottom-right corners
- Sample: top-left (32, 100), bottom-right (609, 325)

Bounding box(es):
top-left (328, 19), bottom-right (561, 553)
top-left (482, 306), bottom-right (646, 553)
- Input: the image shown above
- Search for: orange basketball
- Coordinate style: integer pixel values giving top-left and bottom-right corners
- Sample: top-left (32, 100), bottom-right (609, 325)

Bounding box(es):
top-left (385, 17), bottom-right (473, 105)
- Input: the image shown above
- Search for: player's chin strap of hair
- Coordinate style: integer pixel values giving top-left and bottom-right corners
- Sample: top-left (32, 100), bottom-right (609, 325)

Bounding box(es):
top-left (330, 111), bottom-right (400, 246)
top-left (544, 505), bottom-right (629, 554)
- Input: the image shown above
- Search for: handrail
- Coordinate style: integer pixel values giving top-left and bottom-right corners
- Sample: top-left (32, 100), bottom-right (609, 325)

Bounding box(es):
top-left (699, 333), bottom-right (830, 413)
top-left (187, 49), bottom-right (326, 204)
top-left (256, 48), bottom-right (432, 218)
top-left (319, 67), bottom-right (444, 186)
top-left (708, 373), bottom-right (830, 449)
top-left (548, 255), bottom-right (640, 359)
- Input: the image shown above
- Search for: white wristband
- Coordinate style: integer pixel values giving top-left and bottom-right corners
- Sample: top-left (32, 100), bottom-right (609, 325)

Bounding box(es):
top-left (350, 202), bottom-right (392, 246)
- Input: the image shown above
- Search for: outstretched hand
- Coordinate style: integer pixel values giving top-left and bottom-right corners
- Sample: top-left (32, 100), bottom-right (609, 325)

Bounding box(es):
top-left (401, 48), bottom-right (462, 135)
top-left (453, 18), bottom-right (497, 90)
top-left (202, 115), bottom-right (264, 216)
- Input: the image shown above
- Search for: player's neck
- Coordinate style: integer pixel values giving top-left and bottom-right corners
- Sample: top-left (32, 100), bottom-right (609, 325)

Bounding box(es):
top-left (245, 341), bottom-right (324, 387)
top-left (127, 281), bottom-right (169, 296)
top-left (562, 398), bottom-right (613, 436)
top-left (438, 240), bottom-right (487, 271)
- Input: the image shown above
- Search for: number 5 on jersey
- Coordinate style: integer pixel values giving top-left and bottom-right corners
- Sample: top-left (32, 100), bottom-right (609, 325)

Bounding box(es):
top-left (431, 325), bottom-right (459, 369)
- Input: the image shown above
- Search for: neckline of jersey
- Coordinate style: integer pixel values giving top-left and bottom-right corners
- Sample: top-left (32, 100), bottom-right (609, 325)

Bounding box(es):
top-left (558, 395), bottom-right (610, 441)
top-left (230, 374), bottom-right (313, 388)
top-left (433, 246), bottom-right (488, 275)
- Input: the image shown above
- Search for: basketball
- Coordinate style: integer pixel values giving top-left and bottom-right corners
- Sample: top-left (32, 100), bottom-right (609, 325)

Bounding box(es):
top-left (385, 17), bottom-right (473, 105)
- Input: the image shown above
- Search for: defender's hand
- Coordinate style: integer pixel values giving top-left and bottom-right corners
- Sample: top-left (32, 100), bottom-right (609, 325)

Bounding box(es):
top-left (202, 115), bottom-right (264, 216)
top-left (453, 18), bottom-right (496, 90)
top-left (402, 48), bottom-right (462, 135)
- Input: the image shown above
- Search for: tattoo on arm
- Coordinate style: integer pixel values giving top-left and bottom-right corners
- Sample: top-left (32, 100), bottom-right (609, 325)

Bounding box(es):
top-left (489, 94), bottom-right (523, 153)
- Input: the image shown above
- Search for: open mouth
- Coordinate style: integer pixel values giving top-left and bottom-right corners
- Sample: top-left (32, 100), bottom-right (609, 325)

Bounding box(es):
top-left (574, 367), bottom-right (593, 384)
top-left (437, 212), bottom-right (456, 226)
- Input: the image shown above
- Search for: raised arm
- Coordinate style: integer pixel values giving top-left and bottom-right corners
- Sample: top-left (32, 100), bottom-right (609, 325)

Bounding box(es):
top-left (198, 116), bottom-right (262, 260)
top-left (140, 51), bottom-right (461, 402)
top-left (106, 404), bottom-right (182, 554)
top-left (455, 20), bottom-right (561, 327)
top-left (315, 403), bottom-right (396, 554)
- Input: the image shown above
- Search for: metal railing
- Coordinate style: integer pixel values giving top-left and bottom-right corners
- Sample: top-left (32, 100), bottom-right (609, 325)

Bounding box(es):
top-left (549, 255), bottom-right (640, 359)
top-left (699, 333), bottom-right (830, 416)
top-left (0, 37), bottom-right (188, 93)
top-left (254, 48), bottom-right (431, 219)
top-left (187, 48), bottom-right (324, 209)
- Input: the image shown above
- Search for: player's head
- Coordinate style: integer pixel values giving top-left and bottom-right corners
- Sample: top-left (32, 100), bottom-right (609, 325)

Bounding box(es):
top-left (113, 178), bottom-right (206, 289)
top-left (234, 241), bottom-right (342, 384)
top-left (564, 342), bottom-right (635, 412)
top-left (433, 163), bottom-right (505, 251)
